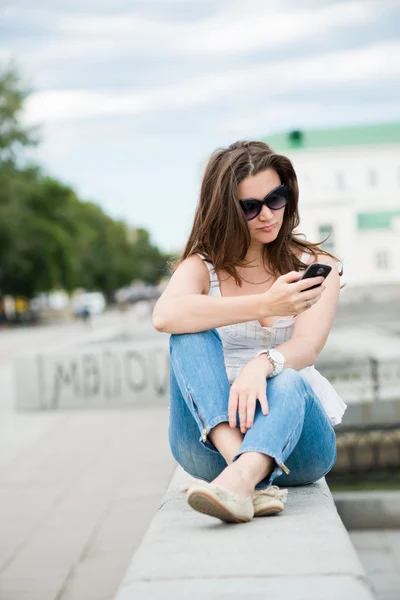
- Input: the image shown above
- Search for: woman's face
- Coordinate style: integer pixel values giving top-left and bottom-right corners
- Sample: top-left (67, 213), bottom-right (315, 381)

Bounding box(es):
top-left (238, 168), bottom-right (286, 245)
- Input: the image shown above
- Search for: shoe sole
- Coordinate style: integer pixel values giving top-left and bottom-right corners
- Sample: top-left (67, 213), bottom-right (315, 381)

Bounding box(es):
top-left (254, 501), bottom-right (284, 517)
top-left (187, 489), bottom-right (251, 523)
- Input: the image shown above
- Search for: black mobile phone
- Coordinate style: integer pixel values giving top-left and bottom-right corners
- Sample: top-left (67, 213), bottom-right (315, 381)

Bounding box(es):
top-left (299, 263), bottom-right (332, 291)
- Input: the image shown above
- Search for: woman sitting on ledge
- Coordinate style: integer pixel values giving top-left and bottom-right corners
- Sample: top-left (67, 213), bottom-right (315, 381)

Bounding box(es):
top-left (152, 140), bottom-right (347, 524)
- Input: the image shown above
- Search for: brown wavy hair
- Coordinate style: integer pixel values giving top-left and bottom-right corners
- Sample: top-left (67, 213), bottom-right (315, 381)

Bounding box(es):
top-left (174, 140), bottom-right (342, 285)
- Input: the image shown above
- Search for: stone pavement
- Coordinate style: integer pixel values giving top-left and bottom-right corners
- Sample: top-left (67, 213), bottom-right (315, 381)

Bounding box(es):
top-left (0, 308), bottom-right (176, 600)
top-left (0, 409), bottom-right (175, 600)
top-left (350, 530), bottom-right (400, 600)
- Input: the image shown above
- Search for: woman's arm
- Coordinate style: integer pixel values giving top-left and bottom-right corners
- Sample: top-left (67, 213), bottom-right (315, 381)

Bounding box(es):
top-left (256, 254), bottom-right (340, 372)
top-left (152, 255), bottom-right (326, 334)
top-left (153, 255), bottom-right (268, 334)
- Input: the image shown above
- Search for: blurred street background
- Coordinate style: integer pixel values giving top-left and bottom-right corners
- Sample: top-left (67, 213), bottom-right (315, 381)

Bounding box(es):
top-left (1, 1), bottom-right (400, 599)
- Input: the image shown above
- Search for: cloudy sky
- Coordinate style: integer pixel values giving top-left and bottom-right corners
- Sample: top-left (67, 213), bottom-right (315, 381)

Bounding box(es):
top-left (1, 0), bottom-right (400, 252)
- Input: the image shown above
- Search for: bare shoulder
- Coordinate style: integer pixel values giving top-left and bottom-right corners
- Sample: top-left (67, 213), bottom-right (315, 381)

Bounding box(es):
top-left (177, 253), bottom-right (210, 280)
top-left (163, 253), bottom-right (210, 296)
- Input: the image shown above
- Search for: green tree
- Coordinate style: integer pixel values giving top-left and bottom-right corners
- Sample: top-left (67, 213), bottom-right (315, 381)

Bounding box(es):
top-left (0, 166), bottom-right (76, 296)
top-left (131, 228), bottom-right (171, 284)
top-left (0, 65), bottom-right (38, 164)
top-left (0, 65), bottom-right (171, 299)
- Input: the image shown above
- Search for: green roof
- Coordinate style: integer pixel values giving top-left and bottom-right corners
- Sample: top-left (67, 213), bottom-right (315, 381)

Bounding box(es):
top-left (263, 122), bottom-right (400, 152)
top-left (357, 211), bottom-right (400, 230)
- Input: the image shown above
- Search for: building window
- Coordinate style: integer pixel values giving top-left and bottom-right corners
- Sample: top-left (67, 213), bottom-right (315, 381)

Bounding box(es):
top-left (318, 224), bottom-right (335, 252)
top-left (376, 251), bottom-right (389, 270)
top-left (368, 168), bottom-right (378, 187)
top-left (336, 171), bottom-right (346, 190)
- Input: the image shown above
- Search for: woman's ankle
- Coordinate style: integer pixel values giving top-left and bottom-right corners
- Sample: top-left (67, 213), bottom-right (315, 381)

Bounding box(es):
top-left (212, 463), bottom-right (256, 499)
top-left (208, 422), bottom-right (244, 464)
top-left (233, 452), bottom-right (274, 487)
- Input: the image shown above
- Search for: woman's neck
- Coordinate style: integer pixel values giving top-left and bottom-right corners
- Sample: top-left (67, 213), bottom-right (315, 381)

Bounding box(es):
top-left (239, 245), bottom-right (272, 277)
top-left (243, 243), bottom-right (266, 267)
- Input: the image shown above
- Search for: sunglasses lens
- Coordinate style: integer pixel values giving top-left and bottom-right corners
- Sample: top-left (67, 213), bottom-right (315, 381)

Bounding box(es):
top-left (241, 200), bottom-right (260, 220)
top-left (267, 189), bottom-right (289, 210)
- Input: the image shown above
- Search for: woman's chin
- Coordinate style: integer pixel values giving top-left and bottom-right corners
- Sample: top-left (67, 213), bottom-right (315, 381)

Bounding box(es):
top-left (254, 229), bottom-right (279, 243)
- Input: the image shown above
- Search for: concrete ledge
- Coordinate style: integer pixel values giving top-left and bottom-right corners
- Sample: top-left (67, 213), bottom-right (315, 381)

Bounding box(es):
top-left (114, 467), bottom-right (375, 600)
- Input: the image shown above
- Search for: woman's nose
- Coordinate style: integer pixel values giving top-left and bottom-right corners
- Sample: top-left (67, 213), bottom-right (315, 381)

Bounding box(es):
top-left (259, 203), bottom-right (274, 220)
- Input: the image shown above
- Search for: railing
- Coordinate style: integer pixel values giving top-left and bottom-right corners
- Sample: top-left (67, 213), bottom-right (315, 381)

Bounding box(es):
top-left (317, 356), bottom-right (400, 403)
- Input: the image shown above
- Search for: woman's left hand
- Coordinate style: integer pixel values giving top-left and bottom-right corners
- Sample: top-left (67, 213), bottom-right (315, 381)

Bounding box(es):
top-left (228, 356), bottom-right (272, 434)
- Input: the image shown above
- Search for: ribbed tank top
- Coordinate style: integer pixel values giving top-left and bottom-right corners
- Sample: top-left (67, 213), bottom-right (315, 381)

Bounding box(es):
top-left (197, 252), bottom-right (347, 425)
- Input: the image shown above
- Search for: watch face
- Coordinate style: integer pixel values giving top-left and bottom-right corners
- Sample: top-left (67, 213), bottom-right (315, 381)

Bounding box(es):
top-left (270, 349), bottom-right (284, 364)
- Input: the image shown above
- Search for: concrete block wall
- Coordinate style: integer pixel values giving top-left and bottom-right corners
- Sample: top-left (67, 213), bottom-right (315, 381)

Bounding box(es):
top-left (113, 467), bottom-right (376, 600)
top-left (14, 338), bottom-right (169, 410)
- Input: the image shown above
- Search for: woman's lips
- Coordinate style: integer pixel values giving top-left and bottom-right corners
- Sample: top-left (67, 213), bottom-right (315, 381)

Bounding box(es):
top-left (258, 224), bottom-right (277, 231)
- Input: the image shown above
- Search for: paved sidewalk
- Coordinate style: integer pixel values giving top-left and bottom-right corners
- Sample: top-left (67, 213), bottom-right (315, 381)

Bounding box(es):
top-left (0, 308), bottom-right (175, 600)
top-left (0, 409), bottom-right (174, 600)
top-left (350, 530), bottom-right (400, 600)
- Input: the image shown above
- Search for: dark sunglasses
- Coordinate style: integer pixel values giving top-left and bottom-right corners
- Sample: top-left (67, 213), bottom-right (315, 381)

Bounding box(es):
top-left (239, 184), bottom-right (289, 221)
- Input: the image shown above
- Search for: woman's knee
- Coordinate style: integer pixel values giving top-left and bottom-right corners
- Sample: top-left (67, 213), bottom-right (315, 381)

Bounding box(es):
top-left (170, 329), bottom-right (221, 352)
top-left (267, 368), bottom-right (309, 415)
top-left (273, 368), bottom-right (306, 389)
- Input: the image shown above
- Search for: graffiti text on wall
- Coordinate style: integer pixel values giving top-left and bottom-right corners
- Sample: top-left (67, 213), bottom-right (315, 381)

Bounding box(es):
top-left (50, 348), bottom-right (168, 408)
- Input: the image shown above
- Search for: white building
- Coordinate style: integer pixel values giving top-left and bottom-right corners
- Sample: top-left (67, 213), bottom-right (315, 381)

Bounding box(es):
top-left (263, 122), bottom-right (400, 291)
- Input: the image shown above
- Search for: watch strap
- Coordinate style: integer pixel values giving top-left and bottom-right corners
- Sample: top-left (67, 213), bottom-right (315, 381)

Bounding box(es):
top-left (255, 349), bottom-right (284, 378)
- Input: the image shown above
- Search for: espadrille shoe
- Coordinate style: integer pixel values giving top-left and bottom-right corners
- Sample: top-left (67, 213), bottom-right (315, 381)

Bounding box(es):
top-left (180, 480), bottom-right (254, 523)
top-left (252, 485), bottom-right (288, 517)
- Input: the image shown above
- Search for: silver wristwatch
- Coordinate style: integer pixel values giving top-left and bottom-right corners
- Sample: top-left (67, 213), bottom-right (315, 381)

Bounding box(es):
top-left (256, 348), bottom-right (285, 378)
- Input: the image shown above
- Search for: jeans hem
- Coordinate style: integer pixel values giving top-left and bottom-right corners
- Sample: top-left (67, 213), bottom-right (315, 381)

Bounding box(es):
top-left (207, 415), bottom-right (230, 430)
top-left (232, 446), bottom-right (286, 489)
top-left (199, 416), bottom-right (231, 453)
top-left (232, 446), bottom-right (283, 465)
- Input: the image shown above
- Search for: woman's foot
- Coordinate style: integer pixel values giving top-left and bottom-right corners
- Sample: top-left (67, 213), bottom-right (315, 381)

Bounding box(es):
top-left (252, 486), bottom-right (288, 517)
top-left (211, 462), bottom-right (253, 500)
top-left (181, 452), bottom-right (275, 523)
top-left (184, 480), bottom-right (254, 523)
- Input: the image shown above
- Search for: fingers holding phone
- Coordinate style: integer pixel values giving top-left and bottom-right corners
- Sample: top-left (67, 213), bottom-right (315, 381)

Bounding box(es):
top-left (263, 263), bottom-right (332, 317)
top-left (300, 282), bottom-right (325, 310)
top-left (297, 263), bottom-right (332, 291)
top-left (296, 263), bottom-right (332, 310)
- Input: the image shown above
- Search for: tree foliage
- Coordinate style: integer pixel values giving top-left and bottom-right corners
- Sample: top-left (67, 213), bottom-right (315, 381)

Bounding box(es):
top-left (0, 66), bottom-right (38, 163)
top-left (0, 65), bottom-right (171, 298)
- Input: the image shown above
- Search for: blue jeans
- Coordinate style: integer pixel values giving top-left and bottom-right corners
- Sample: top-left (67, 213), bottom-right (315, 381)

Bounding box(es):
top-left (168, 329), bottom-right (337, 489)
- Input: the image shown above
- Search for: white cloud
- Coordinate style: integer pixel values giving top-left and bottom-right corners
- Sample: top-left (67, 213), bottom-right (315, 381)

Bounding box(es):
top-left (24, 41), bottom-right (400, 124)
top-left (178, 0), bottom-right (376, 56)
top-left (1, 0), bottom-right (380, 63)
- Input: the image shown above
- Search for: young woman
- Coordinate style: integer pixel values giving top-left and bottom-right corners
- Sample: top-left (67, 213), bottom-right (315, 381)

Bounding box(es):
top-left (152, 140), bottom-right (346, 523)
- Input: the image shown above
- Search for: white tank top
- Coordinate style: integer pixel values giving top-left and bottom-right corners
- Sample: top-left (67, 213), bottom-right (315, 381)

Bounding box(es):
top-left (197, 253), bottom-right (347, 426)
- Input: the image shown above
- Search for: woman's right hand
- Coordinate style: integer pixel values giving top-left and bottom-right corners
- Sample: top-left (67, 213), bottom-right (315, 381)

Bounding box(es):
top-left (263, 271), bottom-right (325, 317)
